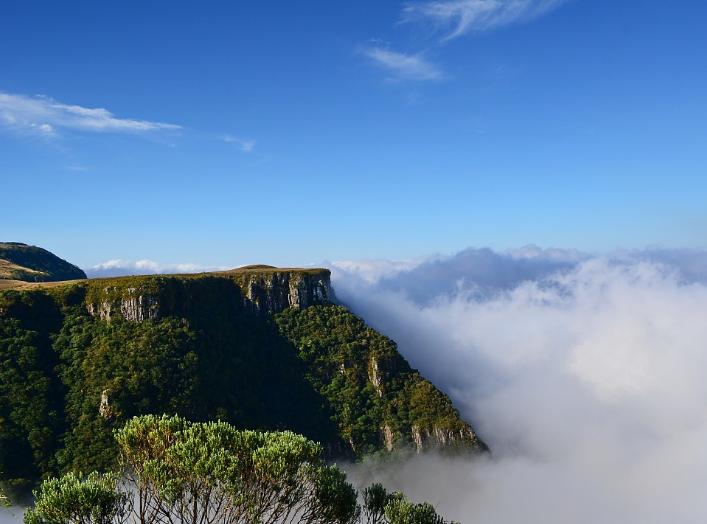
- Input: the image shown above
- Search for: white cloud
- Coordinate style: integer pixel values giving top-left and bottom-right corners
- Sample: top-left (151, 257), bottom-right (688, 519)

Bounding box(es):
top-left (222, 134), bottom-right (256, 152)
top-left (86, 259), bottom-right (227, 278)
top-left (363, 47), bottom-right (444, 81)
top-left (333, 248), bottom-right (707, 522)
top-left (0, 91), bottom-right (181, 137)
top-left (402, 0), bottom-right (568, 40)
top-left (329, 257), bottom-right (428, 284)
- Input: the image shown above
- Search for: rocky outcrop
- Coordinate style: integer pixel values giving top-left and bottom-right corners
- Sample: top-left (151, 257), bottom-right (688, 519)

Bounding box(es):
top-left (368, 358), bottom-right (384, 397)
top-left (234, 270), bottom-right (332, 314)
top-left (381, 424), bottom-right (395, 452)
top-left (99, 389), bottom-right (116, 420)
top-left (410, 425), bottom-right (484, 453)
top-left (87, 288), bottom-right (161, 322)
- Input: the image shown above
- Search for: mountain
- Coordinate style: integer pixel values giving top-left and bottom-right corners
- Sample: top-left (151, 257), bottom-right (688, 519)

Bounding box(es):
top-left (0, 242), bottom-right (87, 284)
top-left (0, 256), bottom-right (484, 488)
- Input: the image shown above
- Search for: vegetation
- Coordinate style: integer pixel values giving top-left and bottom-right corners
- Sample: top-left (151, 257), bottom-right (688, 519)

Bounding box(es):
top-left (274, 305), bottom-right (482, 455)
top-left (0, 316), bottom-right (62, 488)
top-left (0, 243), bottom-right (86, 282)
top-left (363, 483), bottom-right (451, 524)
top-left (24, 472), bottom-right (129, 524)
top-left (25, 416), bottom-right (454, 524)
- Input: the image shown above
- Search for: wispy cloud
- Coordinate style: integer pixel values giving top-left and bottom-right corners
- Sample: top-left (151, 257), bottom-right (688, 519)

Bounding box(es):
top-left (222, 134), bottom-right (256, 152)
top-left (402, 0), bottom-right (567, 40)
top-left (363, 47), bottom-right (444, 81)
top-left (0, 91), bottom-right (181, 138)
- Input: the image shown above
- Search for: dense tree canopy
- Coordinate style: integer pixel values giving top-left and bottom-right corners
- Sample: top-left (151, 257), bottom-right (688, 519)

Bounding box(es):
top-left (0, 318), bottom-right (61, 488)
top-left (275, 305), bottom-right (480, 455)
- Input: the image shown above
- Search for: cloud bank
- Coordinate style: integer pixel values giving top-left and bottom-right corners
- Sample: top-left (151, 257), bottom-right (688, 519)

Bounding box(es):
top-left (0, 92), bottom-right (180, 138)
top-left (331, 246), bottom-right (707, 522)
top-left (402, 0), bottom-right (568, 40)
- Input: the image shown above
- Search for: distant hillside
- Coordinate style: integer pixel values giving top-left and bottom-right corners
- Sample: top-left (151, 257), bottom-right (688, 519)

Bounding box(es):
top-left (0, 243), bottom-right (86, 282)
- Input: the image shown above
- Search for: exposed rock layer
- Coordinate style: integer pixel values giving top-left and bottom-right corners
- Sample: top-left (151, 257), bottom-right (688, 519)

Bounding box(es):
top-left (84, 269), bottom-right (332, 322)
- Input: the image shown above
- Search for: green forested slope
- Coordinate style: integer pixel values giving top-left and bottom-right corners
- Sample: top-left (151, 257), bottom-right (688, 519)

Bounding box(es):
top-left (275, 305), bottom-right (484, 455)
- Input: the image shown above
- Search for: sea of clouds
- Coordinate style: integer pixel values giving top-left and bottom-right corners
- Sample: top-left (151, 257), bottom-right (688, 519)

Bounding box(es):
top-left (331, 246), bottom-right (707, 523)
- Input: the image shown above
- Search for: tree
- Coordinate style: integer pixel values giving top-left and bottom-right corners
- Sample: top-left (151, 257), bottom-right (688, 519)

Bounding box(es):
top-left (114, 414), bottom-right (359, 523)
top-left (363, 483), bottom-right (390, 524)
top-left (24, 415), bottom-right (452, 524)
top-left (23, 472), bottom-right (130, 524)
top-left (0, 485), bottom-right (10, 507)
top-left (362, 484), bottom-right (454, 524)
top-left (0, 319), bottom-right (60, 487)
top-left (384, 495), bottom-right (449, 524)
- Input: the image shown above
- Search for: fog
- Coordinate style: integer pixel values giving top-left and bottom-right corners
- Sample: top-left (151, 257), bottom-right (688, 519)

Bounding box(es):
top-left (333, 247), bottom-right (707, 523)
top-left (0, 509), bottom-right (21, 524)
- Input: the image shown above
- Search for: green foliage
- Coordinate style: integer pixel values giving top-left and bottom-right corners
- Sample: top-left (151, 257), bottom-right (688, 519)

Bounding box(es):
top-left (363, 483), bottom-right (390, 524)
top-left (23, 415), bottom-right (453, 524)
top-left (274, 305), bottom-right (476, 454)
top-left (0, 318), bottom-right (61, 487)
top-left (23, 472), bottom-right (129, 524)
top-left (0, 485), bottom-right (10, 507)
top-left (113, 415), bottom-right (359, 523)
top-left (361, 484), bottom-right (453, 524)
top-left (384, 495), bottom-right (449, 524)
top-left (55, 315), bottom-right (200, 473)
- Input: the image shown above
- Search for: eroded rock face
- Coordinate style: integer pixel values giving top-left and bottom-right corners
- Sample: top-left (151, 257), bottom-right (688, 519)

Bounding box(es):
top-left (85, 270), bottom-right (332, 322)
top-left (87, 288), bottom-right (161, 322)
top-left (240, 272), bottom-right (331, 314)
top-left (410, 425), bottom-right (483, 453)
top-left (98, 389), bottom-right (116, 420)
top-left (369, 358), bottom-right (384, 397)
top-left (381, 424), bottom-right (395, 452)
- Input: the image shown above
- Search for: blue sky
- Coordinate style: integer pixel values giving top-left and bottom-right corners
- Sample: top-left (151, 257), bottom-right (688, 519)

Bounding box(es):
top-left (1, 0), bottom-right (706, 269)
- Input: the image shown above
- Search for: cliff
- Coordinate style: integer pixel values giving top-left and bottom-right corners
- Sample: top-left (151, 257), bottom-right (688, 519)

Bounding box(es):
top-left (0, 264), bottom-right (484, 486)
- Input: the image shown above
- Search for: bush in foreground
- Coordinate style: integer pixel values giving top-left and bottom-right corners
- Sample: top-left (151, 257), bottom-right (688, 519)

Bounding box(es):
top-left (24, 415), bottom-right (454, 524)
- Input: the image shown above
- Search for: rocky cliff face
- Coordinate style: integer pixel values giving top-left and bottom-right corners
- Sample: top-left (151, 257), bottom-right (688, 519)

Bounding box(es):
top-left (83, 268), bottom-right (332, 322)
top-left (232, 270), bottom-right (332, 314)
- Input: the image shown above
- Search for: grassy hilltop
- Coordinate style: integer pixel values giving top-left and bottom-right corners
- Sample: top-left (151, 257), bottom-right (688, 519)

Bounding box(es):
top-left (0, 243), bottom-right (87, 284)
